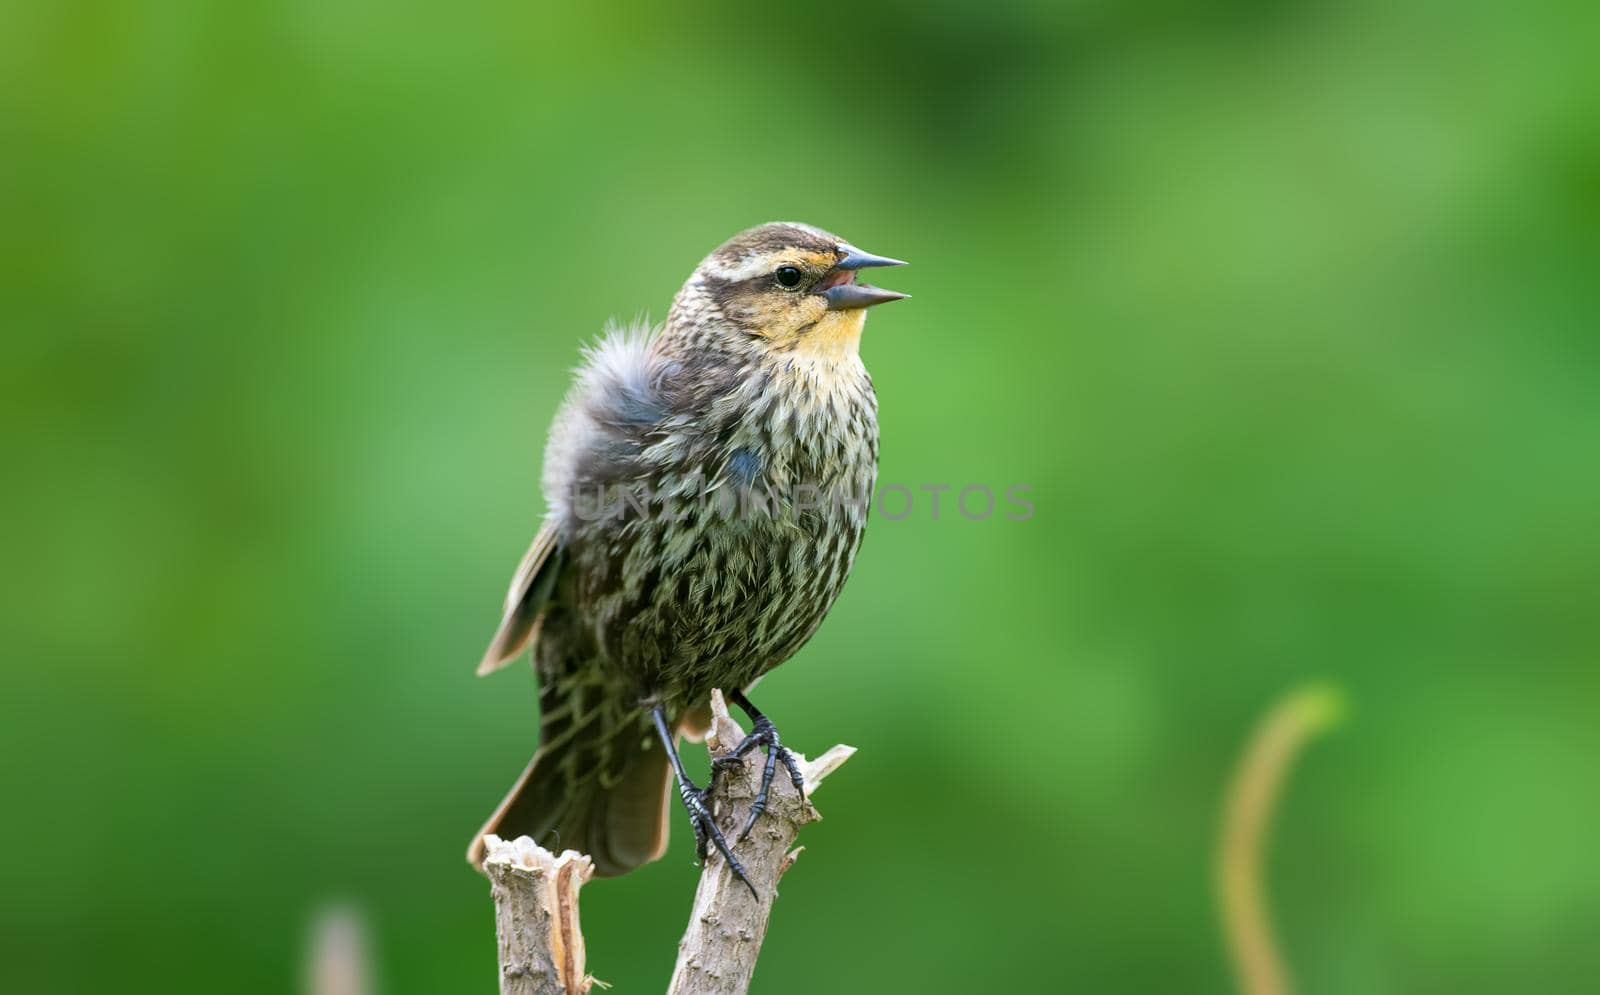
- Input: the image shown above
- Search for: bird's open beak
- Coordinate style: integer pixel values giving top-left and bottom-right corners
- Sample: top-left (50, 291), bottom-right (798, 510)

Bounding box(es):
top-left (823, 244), bottom-right (910, 310)
top-left (837, 246), bottom-right (907, 271)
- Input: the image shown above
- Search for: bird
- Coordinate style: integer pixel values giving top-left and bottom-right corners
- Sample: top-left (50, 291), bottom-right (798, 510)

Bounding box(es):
top-left (467, 222), bottom-right (907, 892)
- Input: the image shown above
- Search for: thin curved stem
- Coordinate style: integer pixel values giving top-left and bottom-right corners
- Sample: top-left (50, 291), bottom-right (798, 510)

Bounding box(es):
top-left (1217, 684), bottom-right (1345, 995)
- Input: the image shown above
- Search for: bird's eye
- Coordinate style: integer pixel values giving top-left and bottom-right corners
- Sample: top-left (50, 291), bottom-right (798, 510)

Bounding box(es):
top-left (774, 265), bottom-right (803, 289)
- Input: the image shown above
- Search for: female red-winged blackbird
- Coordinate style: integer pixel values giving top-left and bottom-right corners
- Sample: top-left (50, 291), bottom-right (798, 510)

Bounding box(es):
top-left (468, 223), bottom-right (907, 892)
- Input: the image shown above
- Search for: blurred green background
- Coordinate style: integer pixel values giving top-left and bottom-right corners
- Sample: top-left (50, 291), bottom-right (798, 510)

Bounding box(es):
top-left (4, 1), bottom-right (1598, 992)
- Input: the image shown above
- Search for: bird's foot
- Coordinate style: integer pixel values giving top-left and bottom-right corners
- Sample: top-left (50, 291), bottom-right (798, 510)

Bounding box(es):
top-left (675, 777), bottom-right (757, 899)
top-left (711, 714), bottom-right (807, 841)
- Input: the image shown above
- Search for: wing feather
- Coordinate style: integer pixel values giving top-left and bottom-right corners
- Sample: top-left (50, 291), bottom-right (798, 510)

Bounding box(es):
top-left (476, 522), bottom-right (564, 676)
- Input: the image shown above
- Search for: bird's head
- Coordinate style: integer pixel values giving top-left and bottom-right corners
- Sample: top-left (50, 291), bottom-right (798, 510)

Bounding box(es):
top-left (668, 222), bottom-right (908, 361)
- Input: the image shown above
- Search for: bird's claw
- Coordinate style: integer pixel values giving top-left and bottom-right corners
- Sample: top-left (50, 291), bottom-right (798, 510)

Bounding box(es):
top-left (712, 715), bottom-right (807, 841)
top-left (676, 779), bottom-right (758, 899)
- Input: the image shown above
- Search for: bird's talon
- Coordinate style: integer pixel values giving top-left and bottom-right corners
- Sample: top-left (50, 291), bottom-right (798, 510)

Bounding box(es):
top-left (676, 780), bottom-right (756, 896)
top-left (716, 702), bottom-right (806, 843)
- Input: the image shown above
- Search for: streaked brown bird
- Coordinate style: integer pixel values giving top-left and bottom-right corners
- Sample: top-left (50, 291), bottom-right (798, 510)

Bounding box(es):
top-left (468, 222), bottom-right (907, 890)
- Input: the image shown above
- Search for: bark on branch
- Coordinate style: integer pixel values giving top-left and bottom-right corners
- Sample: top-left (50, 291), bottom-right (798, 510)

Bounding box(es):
top-left (485, 689), bottom-right (854, 995)
top-left (483, 837), bottom-right (595, 995)
top-left (667, 690), bottom-right (855, 995)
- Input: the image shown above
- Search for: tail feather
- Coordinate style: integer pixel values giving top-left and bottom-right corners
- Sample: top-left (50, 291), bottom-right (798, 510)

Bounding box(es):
top-left (470, 524), bottom-right (683, 877)
top-left (468, 689), bottom-right (675, 877)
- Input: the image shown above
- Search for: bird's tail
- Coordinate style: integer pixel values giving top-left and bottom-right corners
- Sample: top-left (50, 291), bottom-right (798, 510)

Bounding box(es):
top-left (467, 672), bottom-right (676, 877)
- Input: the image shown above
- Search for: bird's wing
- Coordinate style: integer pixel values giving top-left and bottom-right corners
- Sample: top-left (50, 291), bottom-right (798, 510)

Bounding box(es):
top-left (476, 521), bottom-right (565, 676)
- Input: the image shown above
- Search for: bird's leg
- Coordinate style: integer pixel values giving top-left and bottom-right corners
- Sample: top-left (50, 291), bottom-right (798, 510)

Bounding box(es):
top-left (713, 688), bottom-right (808, 841)
top-left (650, 704), bottom-right (757, 898)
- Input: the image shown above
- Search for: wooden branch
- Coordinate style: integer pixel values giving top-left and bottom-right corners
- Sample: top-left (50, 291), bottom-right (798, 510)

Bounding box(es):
top-left (667, 690), bottom-right (855, 995)
top-left (483, 689), bottom-right (854, 995)
top-left (483, 836), bottom-right (595, 995)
